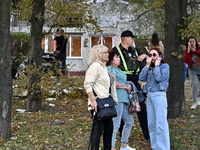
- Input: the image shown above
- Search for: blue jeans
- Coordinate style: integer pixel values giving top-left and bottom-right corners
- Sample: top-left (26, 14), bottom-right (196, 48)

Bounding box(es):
top-left (188, 69), bottom-right (200, 102)
top-left (184, 63), bottom-right (188, 82)
top-left (112, 103), bottom-right (134, 147)
top-left (147, 92), bottom-right (170, 150)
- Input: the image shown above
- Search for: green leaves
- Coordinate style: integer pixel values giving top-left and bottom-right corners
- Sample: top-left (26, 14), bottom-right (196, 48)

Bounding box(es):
top-left (12, 0), bottom-right (101, 33)
top-left (179, 15), bottom-right (200, 40)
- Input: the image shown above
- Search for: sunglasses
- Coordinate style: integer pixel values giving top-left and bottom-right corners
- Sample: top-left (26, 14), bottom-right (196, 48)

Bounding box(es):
top-left (149, 53), bottom-right (158, 57)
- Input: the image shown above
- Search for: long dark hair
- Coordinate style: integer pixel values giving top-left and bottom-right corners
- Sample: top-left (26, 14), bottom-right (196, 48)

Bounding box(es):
top-left (149, 48), bottom-right (166, 67)
top-left (106, 50), bottom-right (120, 66)
top-left (151, 32), bottom-right (159, 46)
top-left (186, 36), bottom-right (199, 48)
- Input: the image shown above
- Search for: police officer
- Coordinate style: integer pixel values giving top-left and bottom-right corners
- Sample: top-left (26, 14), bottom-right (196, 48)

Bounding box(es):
top-left (112, 30), bottom-right (150, 140)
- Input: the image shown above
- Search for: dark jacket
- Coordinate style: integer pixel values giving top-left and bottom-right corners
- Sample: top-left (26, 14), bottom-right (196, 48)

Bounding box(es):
top-left (112, 44), bottom-right (144, 90)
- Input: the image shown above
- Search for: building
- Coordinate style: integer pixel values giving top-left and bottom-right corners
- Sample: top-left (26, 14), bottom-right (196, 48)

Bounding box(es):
top-left (10, 1), bottom-right (155, 76)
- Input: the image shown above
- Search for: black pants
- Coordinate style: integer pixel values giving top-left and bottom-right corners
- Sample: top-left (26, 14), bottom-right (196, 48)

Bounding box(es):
top-left (56, 54), bottom-right (66, 75)
top-left (90, 111), bottom-right (113, 150)
top-left (119, 100), bottom-right (150, 140)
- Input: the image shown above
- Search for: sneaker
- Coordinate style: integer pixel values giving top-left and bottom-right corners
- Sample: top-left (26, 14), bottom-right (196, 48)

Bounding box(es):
top-left (120, 145), bottom-right (136, 150)
top-left (197, 100), bottom-right (200, 105)
top-left (191, 103), bottom-right (197, 110)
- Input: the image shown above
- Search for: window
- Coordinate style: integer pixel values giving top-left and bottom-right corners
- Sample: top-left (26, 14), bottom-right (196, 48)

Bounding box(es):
top-left (91, 36), bottom-right (113, 51)
top-left (41, 34), bottom-right (82, 58)
top-left (67, 35), bottom-right (82, 57)
top-left (41, 36), bottom-right (54, 53)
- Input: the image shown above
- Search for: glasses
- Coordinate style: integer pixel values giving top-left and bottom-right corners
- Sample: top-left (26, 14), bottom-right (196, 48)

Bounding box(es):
top-left (149, 53), bottom-right (158, 57)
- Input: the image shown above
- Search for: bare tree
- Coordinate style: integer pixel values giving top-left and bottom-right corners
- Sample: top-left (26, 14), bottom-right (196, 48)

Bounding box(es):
top-left (0, 0), bottom-right (12, 139)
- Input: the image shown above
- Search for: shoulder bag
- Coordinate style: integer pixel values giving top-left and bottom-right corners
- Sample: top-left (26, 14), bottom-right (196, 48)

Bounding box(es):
top-left (129, 91), bottom-right (141, 113)
top-left (93, 74), bottom-right (117, 120)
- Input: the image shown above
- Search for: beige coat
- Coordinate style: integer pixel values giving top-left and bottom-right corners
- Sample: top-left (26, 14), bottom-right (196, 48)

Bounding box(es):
top-left (84, 61), bottom-right (118, 110)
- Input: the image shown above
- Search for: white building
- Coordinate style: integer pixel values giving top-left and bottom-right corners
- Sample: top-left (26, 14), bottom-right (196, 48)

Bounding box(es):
top-left (10, 1), bottom-right (155, 76)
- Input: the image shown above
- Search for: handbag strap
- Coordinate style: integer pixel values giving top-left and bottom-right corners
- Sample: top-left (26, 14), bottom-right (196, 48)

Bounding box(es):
top-left (93, 73), bottom-right (112, 97)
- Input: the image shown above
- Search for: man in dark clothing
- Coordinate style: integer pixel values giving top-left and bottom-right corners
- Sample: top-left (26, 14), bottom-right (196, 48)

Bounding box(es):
top-left (112, 30), bottom-right (150, 140)
top-left (54, 29), bottom-right (68, 74)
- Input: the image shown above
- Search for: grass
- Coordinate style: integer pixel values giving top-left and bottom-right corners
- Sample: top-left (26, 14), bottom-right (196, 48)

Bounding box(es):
top-left (0, 78), bottom-right (200, 150)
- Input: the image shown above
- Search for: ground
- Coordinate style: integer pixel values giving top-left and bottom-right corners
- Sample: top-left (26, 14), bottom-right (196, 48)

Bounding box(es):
top-left (0, 78), bottom-right (200, 150)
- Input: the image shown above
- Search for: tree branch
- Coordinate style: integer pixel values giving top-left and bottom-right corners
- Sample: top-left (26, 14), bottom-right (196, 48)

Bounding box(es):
top-left (127, 9), bottom-right (154, 23)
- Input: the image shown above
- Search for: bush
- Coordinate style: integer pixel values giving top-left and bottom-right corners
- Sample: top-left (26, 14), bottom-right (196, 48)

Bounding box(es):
top-left (10, 32), bottom-right (31, 56)
top-left (10, 33), bottom-right (31, 78)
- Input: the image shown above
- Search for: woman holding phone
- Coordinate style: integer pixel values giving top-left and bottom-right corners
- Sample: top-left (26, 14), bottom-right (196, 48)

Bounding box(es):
top-left (139, 48), bottom-right (170, 150)
top-left (184, 36), bottom-right (200, 109)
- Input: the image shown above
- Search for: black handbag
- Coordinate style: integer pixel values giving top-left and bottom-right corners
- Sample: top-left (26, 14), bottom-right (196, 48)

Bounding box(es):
top-left (94, 74), bottom-right (117, 120)
top-left (96, 95), bottom-right (117, 120)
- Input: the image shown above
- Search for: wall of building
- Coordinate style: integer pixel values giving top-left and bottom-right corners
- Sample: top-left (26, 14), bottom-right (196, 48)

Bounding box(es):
top-left (11, 1), bottom-right (157, 76)
top-left (10, 26), bottom-right (122, 75)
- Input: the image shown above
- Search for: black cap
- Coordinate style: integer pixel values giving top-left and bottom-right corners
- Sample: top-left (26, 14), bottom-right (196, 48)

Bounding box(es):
top-left (121, 30), bottom-right (137, 38)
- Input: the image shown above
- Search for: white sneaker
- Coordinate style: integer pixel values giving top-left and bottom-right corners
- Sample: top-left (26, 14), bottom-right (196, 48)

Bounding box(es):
top-left (120, 145), bottom-right (136, 150)
top-left (191, 103), bottom-right (197, 110)
top-left (197, 100), bottom-right (200, 105)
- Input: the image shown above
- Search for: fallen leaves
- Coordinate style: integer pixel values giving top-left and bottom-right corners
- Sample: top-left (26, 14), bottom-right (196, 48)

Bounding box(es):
top-left (2, 77), bottom-right (199, 149)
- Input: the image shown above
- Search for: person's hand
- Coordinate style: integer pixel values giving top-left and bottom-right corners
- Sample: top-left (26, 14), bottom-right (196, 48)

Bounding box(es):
top-left (126, 84), bottom-right (132, 93)
top-left (146, 57), bottom-right (152, 68)
top-left (138, 54), bottom-right (149, 62)
top-left (91, 99), bottom-right (98, 112)
top-left (190, 47), bottom-right (195, 52)
top-left (155, 56), bottom-right (161, 66)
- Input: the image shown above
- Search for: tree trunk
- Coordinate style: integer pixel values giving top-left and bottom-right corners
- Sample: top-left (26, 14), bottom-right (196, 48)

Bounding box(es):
top-left (0, 0), bottom-right (12, 139)
top-left (165, 0), bottom-right (188, 118)
top-left (27, 0), bottom-right (45, 112)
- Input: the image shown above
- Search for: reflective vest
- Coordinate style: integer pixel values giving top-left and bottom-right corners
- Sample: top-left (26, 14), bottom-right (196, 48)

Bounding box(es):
top-left (116, 46), bottom-right (140, 75)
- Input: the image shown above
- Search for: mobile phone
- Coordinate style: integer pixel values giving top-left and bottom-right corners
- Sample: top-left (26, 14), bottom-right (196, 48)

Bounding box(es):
top-left (188, 42), bottom-right (191, 47)
top-left (160, 55), bottom-right (163, 60)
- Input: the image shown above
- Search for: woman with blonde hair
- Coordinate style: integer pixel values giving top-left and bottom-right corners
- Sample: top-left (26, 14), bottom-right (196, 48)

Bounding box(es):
top-left (84, 45), bottom-right (118, 150)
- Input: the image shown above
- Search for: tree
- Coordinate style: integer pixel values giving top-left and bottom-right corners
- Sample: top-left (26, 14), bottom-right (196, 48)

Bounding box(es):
top-left (165, 0), bottom-right (188, 118)
top-left (15, 0), bottom-right (100, 112)
top-left (124, 0), bottom-right (199, 118)
top-left (91, 0), bottom-right (165, 36)
top-left (0, 0), bottom-right (12, 139)
top-left (26, 0), bottom-right (45, 112)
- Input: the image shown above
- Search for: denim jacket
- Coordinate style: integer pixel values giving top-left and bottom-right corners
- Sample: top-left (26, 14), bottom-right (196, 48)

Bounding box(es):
top-left (126, 81), bottom-right (144, 103)
top-left (139, 63), bottom-right (170, 93)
